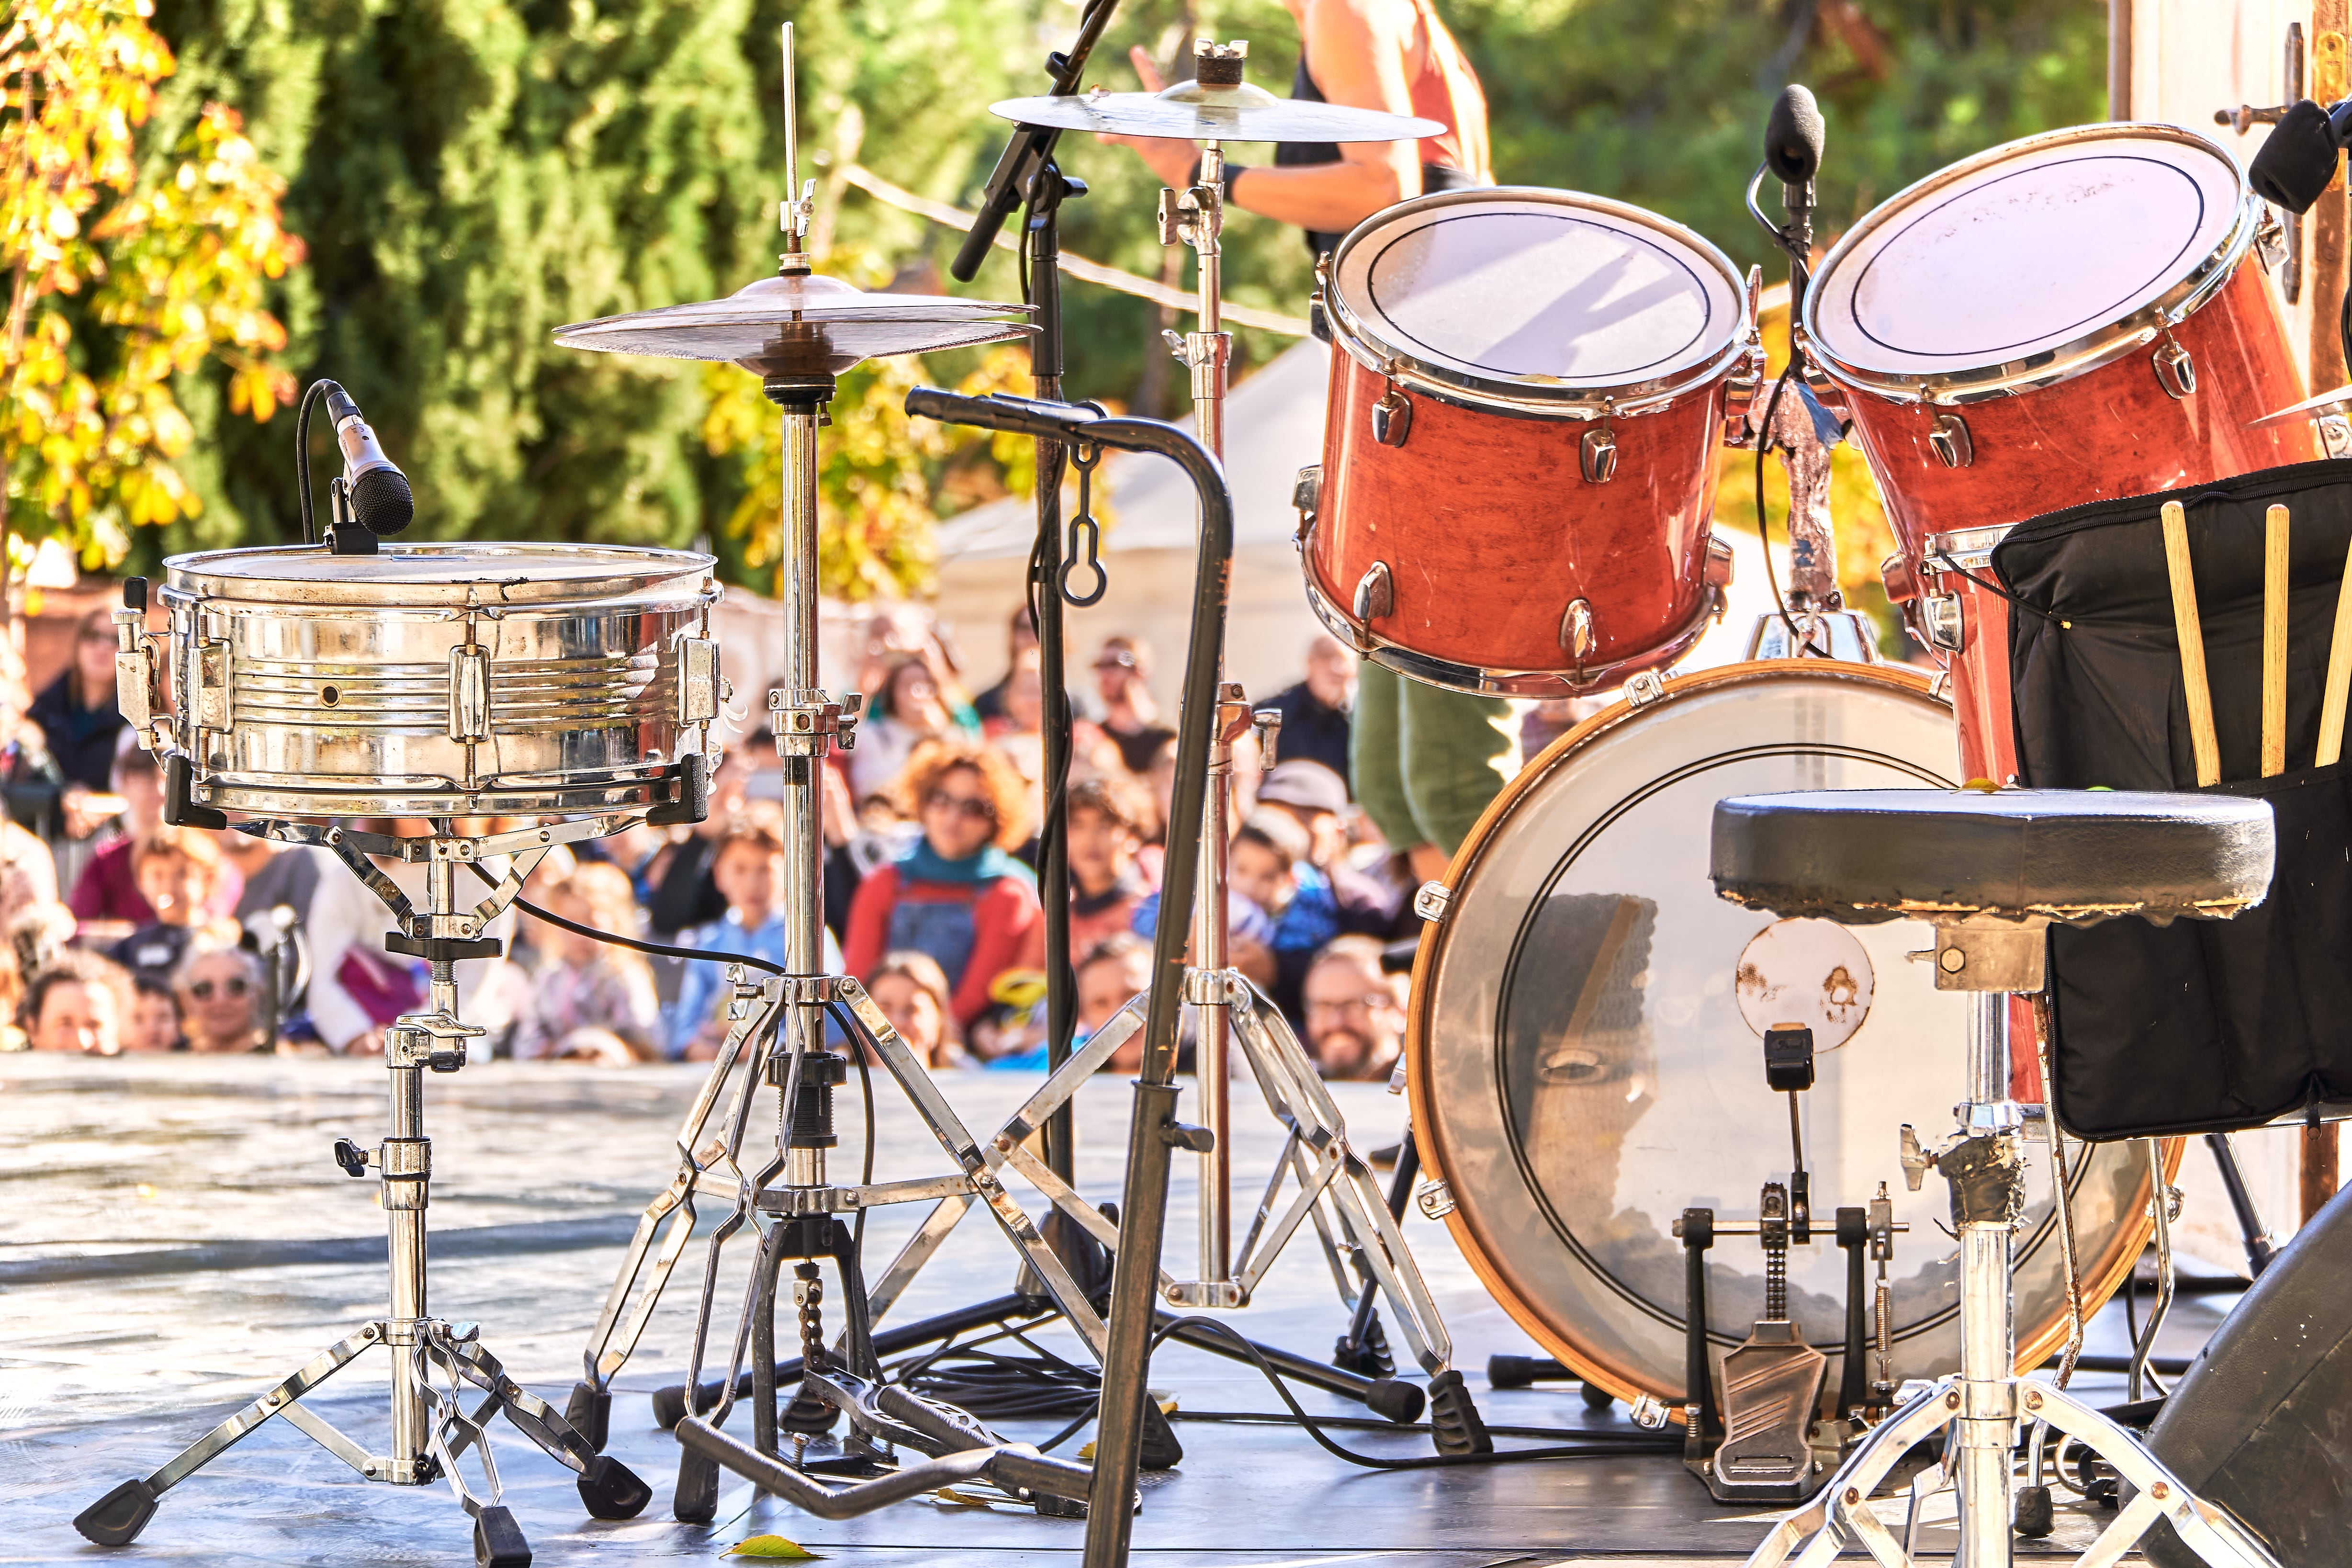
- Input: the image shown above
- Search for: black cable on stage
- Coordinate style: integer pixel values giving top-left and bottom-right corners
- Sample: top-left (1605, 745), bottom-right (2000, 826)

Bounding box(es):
top-left (1140, 1317), bottom-right (1680, 1471)
top-left (474, 865), bottom-right (785, 977)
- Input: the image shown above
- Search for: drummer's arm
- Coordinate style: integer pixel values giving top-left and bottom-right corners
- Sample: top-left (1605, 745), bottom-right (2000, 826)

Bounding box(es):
top-left (1098, 4), bottom-right (1424, 236)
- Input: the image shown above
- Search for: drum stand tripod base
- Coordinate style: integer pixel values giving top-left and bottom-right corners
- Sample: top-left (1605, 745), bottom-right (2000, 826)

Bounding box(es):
top-left (75, 927), bottom-right (650, 1561)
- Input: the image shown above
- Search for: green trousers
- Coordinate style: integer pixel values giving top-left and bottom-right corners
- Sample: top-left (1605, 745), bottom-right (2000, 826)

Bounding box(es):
top-left (1348, 661), bottom-right (1519, 857)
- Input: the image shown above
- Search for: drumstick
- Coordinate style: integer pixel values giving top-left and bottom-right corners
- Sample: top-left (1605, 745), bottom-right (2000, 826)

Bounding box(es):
top-left (2320, 533), bottom-right (2352, 767)
top-left (2264, 504), bottom-right (2289, 778)
top-left (2161, 500), bottom-right (2222, 788)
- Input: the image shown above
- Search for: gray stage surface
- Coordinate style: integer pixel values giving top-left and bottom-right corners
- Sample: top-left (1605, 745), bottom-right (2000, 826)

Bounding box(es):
top-left (0, 1055), bottom-right (2225, 1566)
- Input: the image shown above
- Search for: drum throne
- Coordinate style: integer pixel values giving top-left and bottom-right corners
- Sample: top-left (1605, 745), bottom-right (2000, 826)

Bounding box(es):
top-left (1710, 787), bottom-right (2283, 1568)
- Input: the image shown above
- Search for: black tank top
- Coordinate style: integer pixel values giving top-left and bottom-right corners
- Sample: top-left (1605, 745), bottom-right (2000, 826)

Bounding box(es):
top-left (1272, 51), bottom-right (1474, 258)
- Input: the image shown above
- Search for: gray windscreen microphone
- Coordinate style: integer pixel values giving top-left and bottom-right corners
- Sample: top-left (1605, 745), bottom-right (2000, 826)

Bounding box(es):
top-left (322, 386), bottom-right (415, 536)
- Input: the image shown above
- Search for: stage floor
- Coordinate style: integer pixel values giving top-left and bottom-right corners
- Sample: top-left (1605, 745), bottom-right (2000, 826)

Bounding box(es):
top-left (0, 1055), bottom-right (2231, 1566)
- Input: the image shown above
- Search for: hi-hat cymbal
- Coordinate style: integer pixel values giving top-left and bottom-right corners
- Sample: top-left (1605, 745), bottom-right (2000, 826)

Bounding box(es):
top-left (555, 271), bottom-right (1034, 377)
top-left (2253, 383), bottom-right (2352, 425)
top-left (991, 78), bottom-right (1445, 144)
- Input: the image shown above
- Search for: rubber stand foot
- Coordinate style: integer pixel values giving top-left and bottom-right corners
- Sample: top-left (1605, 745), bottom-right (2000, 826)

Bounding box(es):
top-left (1363, 1377), bottom-right (1427, 1424)
top-left (1138, 1398), bottom-right (1184, 1470)
top-left (473, 1504), bottom-right (531, 1568)
top-left (1331, 1309), bottom-right (1395, 1378)
top-left (74, 1478), bottom-right (160, 1546)
top-left (577, 1453), bottom-right (652, 1521)
top-left (2016, 1484), bottom-right (2055, 1538)
top-left (565, 1382), bottom-right (611, 1453)
top-left (651, 1382), bottom-right (687, 1430)
top-left (1034, 1492), bottom-right (1089, 1519)
top-left (1581, 1381), bottom-right (1616, 1410)
top-left (1427, 1368), bottom-right (1495, 1455)
top-left (674, 1444), bottom-right (720, 1523)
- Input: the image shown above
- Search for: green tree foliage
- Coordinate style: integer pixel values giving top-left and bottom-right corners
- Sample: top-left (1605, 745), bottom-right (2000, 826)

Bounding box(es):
top-left (120, 0), bottom-right (2108, 594)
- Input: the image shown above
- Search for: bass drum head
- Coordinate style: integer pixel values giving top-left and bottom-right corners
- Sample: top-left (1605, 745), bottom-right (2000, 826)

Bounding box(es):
top-left (1327, 187), bottom-right (1746, 409)
top-left (1407, 662), bottom-right (2153, 1405)
top-left (1807, 124), bottom-right (2245, 386)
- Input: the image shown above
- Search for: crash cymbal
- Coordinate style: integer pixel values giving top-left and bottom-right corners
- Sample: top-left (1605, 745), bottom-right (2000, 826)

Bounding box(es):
top-left (555, 271), bottom-right (1034, 376)
top-left (991, 78), bottom-right (1445, 144)
top-left (2253, 382), bottom-right (2352, 425)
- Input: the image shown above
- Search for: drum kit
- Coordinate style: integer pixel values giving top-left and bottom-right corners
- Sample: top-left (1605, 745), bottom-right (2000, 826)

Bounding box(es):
top-left (52, 11), bottom-right (2352, 1568)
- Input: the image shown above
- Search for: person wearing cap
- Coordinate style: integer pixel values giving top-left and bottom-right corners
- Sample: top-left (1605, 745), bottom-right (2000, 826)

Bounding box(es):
top-left (1260, 635), bottom-right (1357, 787)
top-left (1255, 759), bottom-right (1408, 938)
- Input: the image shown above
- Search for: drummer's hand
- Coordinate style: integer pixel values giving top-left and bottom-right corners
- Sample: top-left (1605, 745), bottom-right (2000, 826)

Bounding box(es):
top-left (1096, 45), bottom-right (1199, 189)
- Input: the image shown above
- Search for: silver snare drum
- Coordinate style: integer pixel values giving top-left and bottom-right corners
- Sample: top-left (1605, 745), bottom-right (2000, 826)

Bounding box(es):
top-left (129, 543), bottom-right (722, 818)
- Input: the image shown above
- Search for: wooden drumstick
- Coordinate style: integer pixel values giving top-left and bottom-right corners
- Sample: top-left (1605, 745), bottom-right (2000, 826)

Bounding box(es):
top-left (2162, 500), bottom-right (2222, 787)
top-left (2264, 504), bottom-right (2289, 778)
top-left (2320, 533), bottom-right (2352, 767)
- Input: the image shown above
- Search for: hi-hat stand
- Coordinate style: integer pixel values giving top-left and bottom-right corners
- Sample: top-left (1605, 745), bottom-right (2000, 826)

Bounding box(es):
top-left (77, 816), bottom-right (654, 1567)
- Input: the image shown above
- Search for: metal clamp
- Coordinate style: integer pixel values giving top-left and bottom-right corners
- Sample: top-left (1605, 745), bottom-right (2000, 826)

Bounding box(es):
top-left (767, 688), bottom-right (861, 757)
top-left (1413, 881), bottom-right (1452, 924)
top-left (1416, 1179), bottom-right (1456, 1220)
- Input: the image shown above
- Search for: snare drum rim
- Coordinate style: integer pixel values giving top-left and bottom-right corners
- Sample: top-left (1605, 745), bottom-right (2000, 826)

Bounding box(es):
top-left (1402, 658), bottom-right (2164, 1411)
top-left (1322, 185), bottom-right (1755, 419)
top-left (1801, 122), bottom-right (2258, 407)
top-left (163, 541), bottom-right (720, 607)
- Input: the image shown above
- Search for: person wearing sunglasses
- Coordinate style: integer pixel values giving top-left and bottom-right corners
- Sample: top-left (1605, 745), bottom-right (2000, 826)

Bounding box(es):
top-left (173, 942), bottom-right (273, 1055)
top-left (841, 738), bottom-right (1042, 1051)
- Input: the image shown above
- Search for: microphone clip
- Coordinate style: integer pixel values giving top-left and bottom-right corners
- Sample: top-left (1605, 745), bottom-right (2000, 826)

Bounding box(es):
top-left (325, 475), bottom-right (380, 557)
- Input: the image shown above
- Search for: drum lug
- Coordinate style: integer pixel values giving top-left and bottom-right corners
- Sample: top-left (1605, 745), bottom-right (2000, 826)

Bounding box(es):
top-left (1559, 597), bottom-right (1597, 660)
top-left (1623, 669), bottom-right (1667, 707)
top-left (1704, 534), bottom-right (1736, 589)
top-left (1879, 552), bottom-right (1920, 605)
top-left (1920, 593), bottom-right (1965, 654)
top-left (1580, 423), bottom-right (1619, 484)
top-left (2152, 337), bottom-right (2197, 400)
top-left (677, 637), bottom-right (721, 725)
top-left (2255, 204), bottom-right (2288, 273)
top-left (1352, 560), bottom-right (1393, 624)
top-left (1928, 411), bottom-right (1973, 469)
top-left (447, 645), bottom-right (492, 743)
top-left (1412, 880), bottom-right (1452, 924)
top-left (1291, 464), bottom-right (1321, 546)
top-left (193, 639), bottom-right (233, 734)
top-left (1372, 386), bottom-right (1413, 447)
top-left (1415, 1179), bottom-right (1456, 1220)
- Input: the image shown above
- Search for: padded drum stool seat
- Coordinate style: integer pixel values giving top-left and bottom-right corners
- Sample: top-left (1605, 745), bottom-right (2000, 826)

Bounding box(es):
top-left (1706, 787), bottom-right (2280, 1568)
top-left (1710, 788), bottom-right (2276, 926)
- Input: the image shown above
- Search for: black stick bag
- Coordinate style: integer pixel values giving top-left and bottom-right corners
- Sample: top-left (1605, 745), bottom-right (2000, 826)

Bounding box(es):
top-left (1992, 459), bottom-right (2352, 1141)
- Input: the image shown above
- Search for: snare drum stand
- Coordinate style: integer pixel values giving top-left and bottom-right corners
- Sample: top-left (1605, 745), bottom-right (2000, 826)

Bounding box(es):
top-left (76, 817), bottom-right (656, 1568)
top-left (1744, 940), bottom-right (2278, 1568)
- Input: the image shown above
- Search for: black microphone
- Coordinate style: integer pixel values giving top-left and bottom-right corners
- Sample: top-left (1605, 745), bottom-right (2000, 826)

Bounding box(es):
top-left (2249, 97), bottom-right (2352, 214)
top-left (1765, 84), bottom-right (1825, 186)
top-left (322, 386), bottom-right (414, 536)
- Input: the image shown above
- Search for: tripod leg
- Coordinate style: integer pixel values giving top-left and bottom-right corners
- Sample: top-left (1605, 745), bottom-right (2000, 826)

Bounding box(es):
top-left (439, 1338), bottom-right (651, 1521)
top-left (2026, 1387), bottom-right (2283, 1568)
top-left (75, 1324), bottom-right (382, 1545)
top-left (1741, 1382), bottom-right (1958, 1568)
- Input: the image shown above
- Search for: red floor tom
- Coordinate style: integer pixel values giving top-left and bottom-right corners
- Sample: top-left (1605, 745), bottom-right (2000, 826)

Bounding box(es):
top-left (1302, 188), bottom-right (1751, 697)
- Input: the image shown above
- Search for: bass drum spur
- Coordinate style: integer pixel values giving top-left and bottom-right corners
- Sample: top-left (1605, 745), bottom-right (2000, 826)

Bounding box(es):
top-left (1405, 661), bottom-right (2161, 1408)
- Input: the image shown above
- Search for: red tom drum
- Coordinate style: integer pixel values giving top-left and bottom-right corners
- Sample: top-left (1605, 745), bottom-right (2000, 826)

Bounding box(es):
top-left (1807, 123), bottom-right (2318, 781)
top-left (1300, 189), bottom-right (1753, 697)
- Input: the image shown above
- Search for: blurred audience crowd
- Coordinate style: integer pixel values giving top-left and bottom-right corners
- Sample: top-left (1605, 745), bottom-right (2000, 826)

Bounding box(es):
top-left (2, 599), bottom-right (1418, 1084)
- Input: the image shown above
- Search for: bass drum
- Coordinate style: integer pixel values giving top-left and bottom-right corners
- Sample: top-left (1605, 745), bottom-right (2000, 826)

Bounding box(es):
top-left (1406, 661), bottom-right (2159, 1407)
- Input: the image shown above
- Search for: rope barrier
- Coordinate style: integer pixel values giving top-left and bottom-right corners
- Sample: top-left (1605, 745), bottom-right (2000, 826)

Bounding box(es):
top-left (840, 163), bottom-right (1314, 337)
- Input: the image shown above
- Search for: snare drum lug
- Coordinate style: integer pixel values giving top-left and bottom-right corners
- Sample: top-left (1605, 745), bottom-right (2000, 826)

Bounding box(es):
top-left (1880, 552), bottom-right (1920, 605)
top-left (2256, 204), bottom-right (2289, 272)
top-left (1352, 561), bottom-right (1393, 624)
top-left (1580, 423), bottom-right (1619, 484)
top-left (1623, 669), bottom-right (1667, 708)
top-left (1560, 597), bottom-right (1597, 660)
top-left (447, 645), bottom-right (491, 743)
top-left (2152, 337), bottom-right (2197, 399)
top-left (1291, 463), bottom-right (1321, 543)
top-left (1372, 387), bottom-right (1412, 447)
top-left (192, 641), bottom-right (232, 733)
top-left (1413, 880), bottom-right (1452, 924)
top-left (1703, 534), bottom-right (1735, 589)
top-left (2321, 412), bottom-right (2352, 459)
top-left (1928, 411), bottom-right (1973, 469)
top-left (677, 636), bottom-right (721, 724)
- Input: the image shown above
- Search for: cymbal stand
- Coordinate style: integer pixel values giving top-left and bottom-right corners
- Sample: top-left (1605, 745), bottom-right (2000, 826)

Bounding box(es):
top-left (76, 817), bottom-right (656, 1567)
